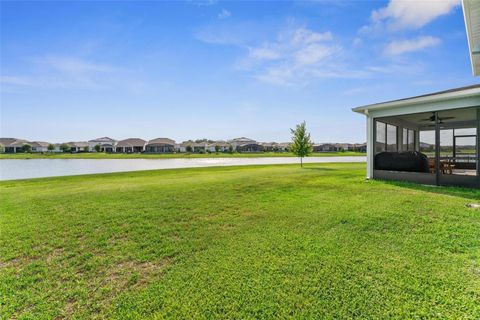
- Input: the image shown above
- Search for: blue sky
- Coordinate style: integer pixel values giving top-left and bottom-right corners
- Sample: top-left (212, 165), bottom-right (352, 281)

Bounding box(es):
top-left (1, 0), bottom-right (477, 143)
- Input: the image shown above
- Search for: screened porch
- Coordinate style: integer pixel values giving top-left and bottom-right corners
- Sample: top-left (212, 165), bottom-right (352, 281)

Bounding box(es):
top-left (373, 106), bottom-right (479, 188)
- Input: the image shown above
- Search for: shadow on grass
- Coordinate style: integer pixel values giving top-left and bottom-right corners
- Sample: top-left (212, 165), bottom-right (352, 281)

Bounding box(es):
top-left (379, 179), bottom-right (480, 201)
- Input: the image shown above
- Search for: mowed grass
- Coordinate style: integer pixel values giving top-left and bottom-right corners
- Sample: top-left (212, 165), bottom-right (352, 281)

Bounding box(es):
top-left (0, 151), bottom-right (364, 159)
top-left (1, 163), bottom-right (479, 319)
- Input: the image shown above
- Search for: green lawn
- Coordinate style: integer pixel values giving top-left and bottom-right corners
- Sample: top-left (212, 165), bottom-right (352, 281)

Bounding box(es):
top-left (1, 163), bottom-right (479, 319)
top-left (0, 151), bottom-right (364, 159)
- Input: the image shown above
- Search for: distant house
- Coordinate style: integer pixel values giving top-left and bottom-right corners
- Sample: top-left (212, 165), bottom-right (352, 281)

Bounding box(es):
top-left (88, 137), bottom-right (117, 152)
top-left (313, 143), bottom-right (336, 152)
top-left (353, 143), bottom-right (367, 153)
top-left (191, 142), bottom-right (207, 153)
top-left (145, 138), bottom-right (176, 153)
top-left (261, 142), bottom-right (277, 152)
top-left (115, 138), bottom-right (146, 153)
top-left (176, 141), bottom-right (191, 153)
top-left (229, 137), bottom-right (263, 152)
top-left (277, 142), bottom-right (290, 152)
top-left (261, 142), bottom-right (289, 152)
top-left (206, 141), bottom-right (230, 152)
top-left (0, 138), bottom-right (29, 153)
top-left (68, 141), bottom-right (89, 153)
top-left (30, 141), bottom-right (50, 152)
top-left (335, 143), bottom-right (355, 151)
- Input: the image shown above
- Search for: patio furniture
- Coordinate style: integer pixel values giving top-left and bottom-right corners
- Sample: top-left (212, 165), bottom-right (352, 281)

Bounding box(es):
top-left (374, 151), bottom-right (430, 173)
top-left (441, 160), bottom-right (455, 174)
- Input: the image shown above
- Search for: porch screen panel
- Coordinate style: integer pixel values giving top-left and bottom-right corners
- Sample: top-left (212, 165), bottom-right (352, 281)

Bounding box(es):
top-left (402, 128), bottom-right (408, 151)
top-left (386, 124), bottom-right (397, 152)
top-left (408, 130), bottom-right (415, 151)
top-left (376, 121), bottom-right (386, 153)
top-left (440, 129), bottom-right (453, 158)
top-left (419, 130), bottom-right (435, 155)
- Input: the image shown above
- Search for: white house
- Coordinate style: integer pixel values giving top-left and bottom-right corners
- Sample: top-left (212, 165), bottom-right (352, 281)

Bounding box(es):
top-left (30, 141), bottom-right (50, 152)
top-left (115, 138), bottom-right (146, 153)
top-left (352, 85), bottom-right (480, 188)
top-left (229, 137), bottom-right (263, 152)
top-left (88, 137), bottom-right (117, 152)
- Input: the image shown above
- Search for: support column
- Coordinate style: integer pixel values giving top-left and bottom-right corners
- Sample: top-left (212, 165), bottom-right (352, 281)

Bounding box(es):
top-left (477, 107), bottom-right (480, 187)
top-left (435, 111), bottom-right (440, 185)
top-left (366, 114), bottom-right (374, 179)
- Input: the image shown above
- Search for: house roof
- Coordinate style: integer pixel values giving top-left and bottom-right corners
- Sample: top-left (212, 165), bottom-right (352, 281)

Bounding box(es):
top-left (277, 142), bottom-right (291, 147)
top-left (3, 139), bottom-right (29, 147)
top-left (207, 141), bottom-right (229, 147)
top-left (352, 84), bottom-right (480, 114)
top-left (88, 137), bottom-right (116, 143)
top-left (237, 142), bottom-right (262, 147)
top-left (0, 138), bottom-right (20, 146)
top-left (31, 141), bottom-right (50, 148)
top-left (116, 138), bottom-right (146, 147)
top-left (147, 138), bottom-right (176, 145)
top-left (229, 137), bottom-right (257, 143)
top-left (67, 141), bottom-right (89, 148)
top-left (463, 0), bottom-right (480, 76)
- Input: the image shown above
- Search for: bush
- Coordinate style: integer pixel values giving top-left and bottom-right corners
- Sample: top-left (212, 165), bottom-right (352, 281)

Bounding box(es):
top-left (22, 144), bottom-right (32, 153)
top-left (60, 144), bottom-right (71, 153)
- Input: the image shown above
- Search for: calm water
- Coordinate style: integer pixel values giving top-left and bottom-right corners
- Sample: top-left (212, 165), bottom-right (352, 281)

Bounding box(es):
top-left (0, 157), bottom-right (366, 181)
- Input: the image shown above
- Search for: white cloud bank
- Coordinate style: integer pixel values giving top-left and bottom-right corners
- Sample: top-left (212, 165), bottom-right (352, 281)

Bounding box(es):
top-left (384, 36), bottom-right (441, 55)
top-left (238, 27), bottom-right (345, 85)
top-left (362, 0), bottom-right (461, 32)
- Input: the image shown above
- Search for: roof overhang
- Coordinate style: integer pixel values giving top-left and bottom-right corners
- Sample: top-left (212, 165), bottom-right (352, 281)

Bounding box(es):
top-left (463, 0), bottom-right (480, 76)
top-left (352, 85), bottom-right (480, 116)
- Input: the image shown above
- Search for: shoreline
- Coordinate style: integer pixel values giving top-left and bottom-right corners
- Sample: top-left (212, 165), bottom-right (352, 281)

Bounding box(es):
top-left (0, 151), bottom-right (365, 160)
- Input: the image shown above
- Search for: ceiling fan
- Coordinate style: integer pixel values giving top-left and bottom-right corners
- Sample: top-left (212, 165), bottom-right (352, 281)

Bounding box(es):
top-left (419, 112), bottom-right (455, 122)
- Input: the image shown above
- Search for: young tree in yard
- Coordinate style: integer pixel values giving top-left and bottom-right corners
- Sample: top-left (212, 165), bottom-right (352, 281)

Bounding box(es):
top-left (22, 144), bottom-right (32, 153)
top-left (83, 146), bottom-right (89, 152)
top-left (60, 143), bottom-right (71, 153)
top-left (228, 144), bottom-right (233, 153)
top-left (94, 144), bottom-right (101, 153)
top-left (290, 121), bottom-right (313, 167)
top-left (215, 145), bottom-right (220, 153)
top-left (48, 144), bottom-right (55, 152)
top-left (186, 145), bottom-right (193, 153)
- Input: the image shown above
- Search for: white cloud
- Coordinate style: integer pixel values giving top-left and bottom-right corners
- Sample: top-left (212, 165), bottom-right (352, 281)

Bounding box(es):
top-left (197, 24), bottom-right (377, 86)
top-left (218, 9), bottom-right (231, 19)
top-left (242, 27), bottom-right (343, 85)
top-left (248, 46), bottom-right (281, 60)
top-left (363, 0), bottom-right (460, 32)
top-left (294, 43), bottom-right (339, 66)
top-left (290, 28), bottom-right (332, 45)
top-left (384, 36), bottom-right (441, 55)
top-left (255, 66), bottom-right (294, 86)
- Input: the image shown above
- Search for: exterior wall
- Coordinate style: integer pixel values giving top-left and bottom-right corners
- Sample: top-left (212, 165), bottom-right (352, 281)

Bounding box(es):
top-left (32, 147), bottom-right (48, 152)
top-left (145, 144), bottom-right (175, 153)
top-left (236, 144), bottom-right (264, 152)
top-left (88, 141), bottom-right (117, 151)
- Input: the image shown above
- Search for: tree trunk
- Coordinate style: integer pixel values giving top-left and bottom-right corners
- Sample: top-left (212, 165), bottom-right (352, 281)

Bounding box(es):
top-left (300, 157), bottom-right (303, 167)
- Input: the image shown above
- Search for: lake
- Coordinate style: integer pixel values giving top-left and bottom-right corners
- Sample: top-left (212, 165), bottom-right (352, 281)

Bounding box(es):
top-left (0, 157), bottom-right (366, 181)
